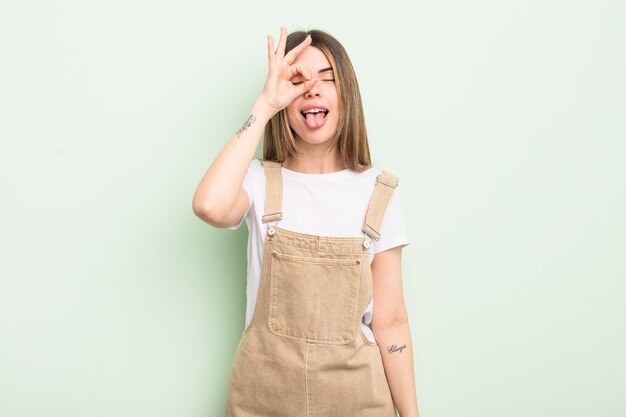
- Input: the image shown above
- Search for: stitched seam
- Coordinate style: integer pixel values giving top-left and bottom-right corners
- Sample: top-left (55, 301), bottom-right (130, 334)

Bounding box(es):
top-left (305, 342), bottom-right (310, 417)
top-left (377, 174), bottom-right (398, 187)
top-left (272, 251), bottom-right (361, 265)
top-left (271, 226), bottom-right (367, 243)
top-left (267, 256), bottom-right (359, 344)
top-left (271, 240), bottom-right (365, 255)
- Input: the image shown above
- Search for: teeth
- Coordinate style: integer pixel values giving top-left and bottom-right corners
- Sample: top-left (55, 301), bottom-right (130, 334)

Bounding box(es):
top-left (301, 108), bottom-right (328, 115)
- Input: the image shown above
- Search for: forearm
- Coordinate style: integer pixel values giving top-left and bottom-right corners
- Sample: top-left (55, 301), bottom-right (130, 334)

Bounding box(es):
top-left (372, 319), bottom-right (420, 417)
top-left (192, 97), bottom-right (274, 217)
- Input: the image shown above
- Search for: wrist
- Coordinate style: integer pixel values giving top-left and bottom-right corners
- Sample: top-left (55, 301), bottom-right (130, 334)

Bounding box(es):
top-left (253, 96), bottom-right (278, 123)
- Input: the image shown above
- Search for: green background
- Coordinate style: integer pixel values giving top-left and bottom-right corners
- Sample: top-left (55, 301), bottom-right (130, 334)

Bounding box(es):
top-left (1, 1), bottom-right (624, 416)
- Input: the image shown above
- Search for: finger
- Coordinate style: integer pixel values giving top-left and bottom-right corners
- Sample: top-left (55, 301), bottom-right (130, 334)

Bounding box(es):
top-left (291, 62), bottom-right (312, 80)
top-left (267, 35), bottom-right (275, 68)
top-left (276, 26), bottom-right (287, 60)
top-left (284, 34), bottom-right (312, 65)
top-left (295, 78), bottom-right (318, 96)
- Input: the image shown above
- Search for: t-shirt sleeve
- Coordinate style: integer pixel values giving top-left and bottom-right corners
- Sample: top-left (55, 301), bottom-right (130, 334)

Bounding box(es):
top-left (374, 183), bottom-right (411, 254)
top-left (225, 159), bottom-right (256, 231)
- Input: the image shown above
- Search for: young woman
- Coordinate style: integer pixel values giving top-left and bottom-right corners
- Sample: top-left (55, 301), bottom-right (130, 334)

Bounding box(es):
top-left (193, 27), bottom-right (420, 417)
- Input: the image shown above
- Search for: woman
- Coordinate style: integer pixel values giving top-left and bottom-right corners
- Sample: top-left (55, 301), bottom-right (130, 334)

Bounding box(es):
top-left (193, 27), bottom-right (420, 417)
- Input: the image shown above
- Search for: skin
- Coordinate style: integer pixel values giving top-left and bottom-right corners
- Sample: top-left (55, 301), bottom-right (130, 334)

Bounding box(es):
top-left (283, 46), bottom-right (343, 173)
top-left (192, 27), bottom-right (419, 417)
top-left (371, 246), bottom-right (420, 417)
top-left (270, 29), bottom-right (420, 417)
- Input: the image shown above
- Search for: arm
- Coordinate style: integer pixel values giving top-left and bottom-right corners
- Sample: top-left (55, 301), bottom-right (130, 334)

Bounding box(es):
top-left (192, 26), bottom-right (315, 226)
top-left (191, 98), bottom-right (273, 227)
top-left (370, 246), bottom-right (420, 417)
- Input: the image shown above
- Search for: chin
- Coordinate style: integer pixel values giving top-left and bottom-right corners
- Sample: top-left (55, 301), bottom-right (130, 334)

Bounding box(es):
top-left (292, 124), bottom-right (339, 143)
top-left (293, 130), bottom-right (337, 144)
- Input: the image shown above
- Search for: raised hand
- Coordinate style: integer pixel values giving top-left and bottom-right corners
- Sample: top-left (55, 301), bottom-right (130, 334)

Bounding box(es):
top-left (258, 27), bottom-right (317, 117)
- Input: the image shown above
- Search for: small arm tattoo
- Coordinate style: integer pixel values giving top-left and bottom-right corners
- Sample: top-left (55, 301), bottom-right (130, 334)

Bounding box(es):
top-left (387, 344), bottom-right (407, 354)
top-left (236, 114), bottom-right (257, 138)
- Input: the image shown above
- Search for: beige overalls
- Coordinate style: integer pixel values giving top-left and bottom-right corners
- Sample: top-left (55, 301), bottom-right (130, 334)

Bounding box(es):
top-left (225, 160), bottom-right (400, 417)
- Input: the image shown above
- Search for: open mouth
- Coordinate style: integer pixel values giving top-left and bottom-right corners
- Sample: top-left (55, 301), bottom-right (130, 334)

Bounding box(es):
top-left (300, 109), bottom-right (329, 119)
top-left (300, 107), bottom-right (330, 129)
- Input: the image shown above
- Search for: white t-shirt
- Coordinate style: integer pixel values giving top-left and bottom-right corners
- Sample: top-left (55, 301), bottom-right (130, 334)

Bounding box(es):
top-left (226, 158), bottom-right (410, 344)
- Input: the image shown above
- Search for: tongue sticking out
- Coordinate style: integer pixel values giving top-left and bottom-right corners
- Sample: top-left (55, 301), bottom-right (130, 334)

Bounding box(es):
top-left (304, 112), bottom-right (327, 129)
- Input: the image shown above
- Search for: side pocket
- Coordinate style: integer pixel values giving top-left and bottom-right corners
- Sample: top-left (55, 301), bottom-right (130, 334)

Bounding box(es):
top-left (359, 325), bottom-right (380, 347)
top-left (268, 250), bottom-right (362, 344)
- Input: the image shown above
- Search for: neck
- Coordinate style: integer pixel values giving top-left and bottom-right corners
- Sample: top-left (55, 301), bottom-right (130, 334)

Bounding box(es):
top-left (282, 154), bottom-right (346, 174)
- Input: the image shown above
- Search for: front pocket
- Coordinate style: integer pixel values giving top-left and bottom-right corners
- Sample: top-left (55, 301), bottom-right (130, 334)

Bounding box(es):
top-left (268, 250), bottom-right (362, 344)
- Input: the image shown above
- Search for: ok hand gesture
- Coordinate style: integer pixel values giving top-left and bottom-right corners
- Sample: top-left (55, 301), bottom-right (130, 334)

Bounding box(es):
top-left (259, 27), bottom-right (317, 117)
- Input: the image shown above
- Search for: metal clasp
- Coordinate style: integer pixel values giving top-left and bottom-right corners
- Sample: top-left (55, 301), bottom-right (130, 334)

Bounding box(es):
top-left (267, 221), bottom-right (278, 237)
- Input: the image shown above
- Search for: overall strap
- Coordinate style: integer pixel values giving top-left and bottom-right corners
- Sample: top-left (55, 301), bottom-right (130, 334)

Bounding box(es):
top-left (361, 170), bottom-right (399, 240)
top-left (261, 160), bottom-right (283, 223)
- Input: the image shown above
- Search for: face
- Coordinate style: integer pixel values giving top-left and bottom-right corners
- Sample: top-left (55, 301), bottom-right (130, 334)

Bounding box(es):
top-left (285, 46), bottom-right (340, 145)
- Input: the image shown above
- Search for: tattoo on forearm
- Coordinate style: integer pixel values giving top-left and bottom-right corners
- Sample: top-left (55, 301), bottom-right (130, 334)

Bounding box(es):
top-left (387, 344), bottom-right (407, 354)
top-left (236, 115), bottom-right (257, 138)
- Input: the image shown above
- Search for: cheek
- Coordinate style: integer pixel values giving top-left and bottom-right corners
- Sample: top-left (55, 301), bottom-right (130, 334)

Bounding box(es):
top-left (328, 90), bottom-right (339, 111)
top-left (285, 109), bottom-right (299, 126)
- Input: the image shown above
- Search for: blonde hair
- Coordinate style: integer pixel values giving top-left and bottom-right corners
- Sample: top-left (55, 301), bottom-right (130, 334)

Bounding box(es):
top-left (263, 29), bottom-right (371, 172)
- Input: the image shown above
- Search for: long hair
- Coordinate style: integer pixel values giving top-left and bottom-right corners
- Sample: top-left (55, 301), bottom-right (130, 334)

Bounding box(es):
top-left (263, 29), bottom-right (371, 172)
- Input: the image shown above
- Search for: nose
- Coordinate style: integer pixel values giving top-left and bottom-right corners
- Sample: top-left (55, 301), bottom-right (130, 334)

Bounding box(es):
top-left (304, 78), bottom-right (321, 98)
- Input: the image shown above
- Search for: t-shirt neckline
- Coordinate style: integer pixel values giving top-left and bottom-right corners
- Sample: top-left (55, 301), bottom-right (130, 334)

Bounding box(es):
top-left (281, 165), bottom-right (355, 182)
